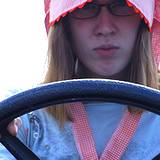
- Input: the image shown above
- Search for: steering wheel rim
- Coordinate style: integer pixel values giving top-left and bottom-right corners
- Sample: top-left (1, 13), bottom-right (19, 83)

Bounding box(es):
top-left (0, 79), bottom-right (160, 160)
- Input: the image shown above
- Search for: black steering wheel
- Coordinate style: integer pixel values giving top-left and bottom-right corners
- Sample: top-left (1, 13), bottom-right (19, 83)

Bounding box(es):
top-left (0, 79), bottom-right (160, 160)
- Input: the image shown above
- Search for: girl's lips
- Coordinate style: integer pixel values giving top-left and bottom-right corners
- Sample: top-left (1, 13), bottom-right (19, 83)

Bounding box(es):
top-left (94, 47), bottom-right (119, 56)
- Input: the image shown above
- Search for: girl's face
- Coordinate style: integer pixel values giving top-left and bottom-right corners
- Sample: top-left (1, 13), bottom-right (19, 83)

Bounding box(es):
top-left (69, 0), bottom-right (141, 79)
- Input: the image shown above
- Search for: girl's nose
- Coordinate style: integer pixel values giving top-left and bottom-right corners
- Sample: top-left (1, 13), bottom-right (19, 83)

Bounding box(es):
top-left (94, 7), bottom-right (117, 37)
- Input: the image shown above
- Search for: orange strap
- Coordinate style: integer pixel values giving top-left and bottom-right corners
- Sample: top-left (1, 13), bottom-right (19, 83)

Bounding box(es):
top-left (70, 102), bottom-right (142, 160)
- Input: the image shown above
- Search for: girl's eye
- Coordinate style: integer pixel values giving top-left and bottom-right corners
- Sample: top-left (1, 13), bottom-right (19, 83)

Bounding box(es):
top-left (116, 0), bottom-right (128, 6)
top-left (82, 3), bottom-right (98, 11)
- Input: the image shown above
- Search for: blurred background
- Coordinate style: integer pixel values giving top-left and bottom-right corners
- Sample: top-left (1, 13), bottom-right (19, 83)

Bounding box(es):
top-left (0, 1), bottom-right (160, 100)
top-left (0, 0), bottom-right (47, 99)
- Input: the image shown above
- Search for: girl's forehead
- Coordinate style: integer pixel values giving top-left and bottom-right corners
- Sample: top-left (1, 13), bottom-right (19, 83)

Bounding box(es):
top-left (94, 0), bottom-right (116, 3)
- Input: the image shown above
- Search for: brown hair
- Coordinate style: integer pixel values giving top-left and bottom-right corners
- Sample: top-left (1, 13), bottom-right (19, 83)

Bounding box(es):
top-left (43, 19), bottom-right (159, 126)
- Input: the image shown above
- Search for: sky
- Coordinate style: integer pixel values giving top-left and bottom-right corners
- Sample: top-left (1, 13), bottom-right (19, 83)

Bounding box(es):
top-left (0, 0), bottom-right (48, 98)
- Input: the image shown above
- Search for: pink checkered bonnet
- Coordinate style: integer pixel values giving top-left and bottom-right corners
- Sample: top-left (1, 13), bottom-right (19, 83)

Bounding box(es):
top-left (44, 0), bottom-right (160, 68)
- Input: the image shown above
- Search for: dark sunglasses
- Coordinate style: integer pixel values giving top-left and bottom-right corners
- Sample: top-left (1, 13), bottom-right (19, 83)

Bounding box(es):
top-left (70, 0), bottom-right (136, 19)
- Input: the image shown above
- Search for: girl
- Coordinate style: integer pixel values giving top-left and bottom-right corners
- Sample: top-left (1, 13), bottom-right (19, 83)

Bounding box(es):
top-left (1, 0), bottom-right (160, 159)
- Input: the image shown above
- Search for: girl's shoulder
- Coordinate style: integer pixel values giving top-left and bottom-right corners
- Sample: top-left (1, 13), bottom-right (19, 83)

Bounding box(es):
top-left (18, 109), bottom-right (79, 159)
top-left (122, 111), bottom-right (160, 160)
top-left (18, 108), bottom-right (73, 144)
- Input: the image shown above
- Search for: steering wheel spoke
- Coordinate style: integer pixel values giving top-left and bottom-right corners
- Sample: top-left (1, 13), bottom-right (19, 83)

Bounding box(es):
top-left (0, 130), bottom-right (39, 159)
